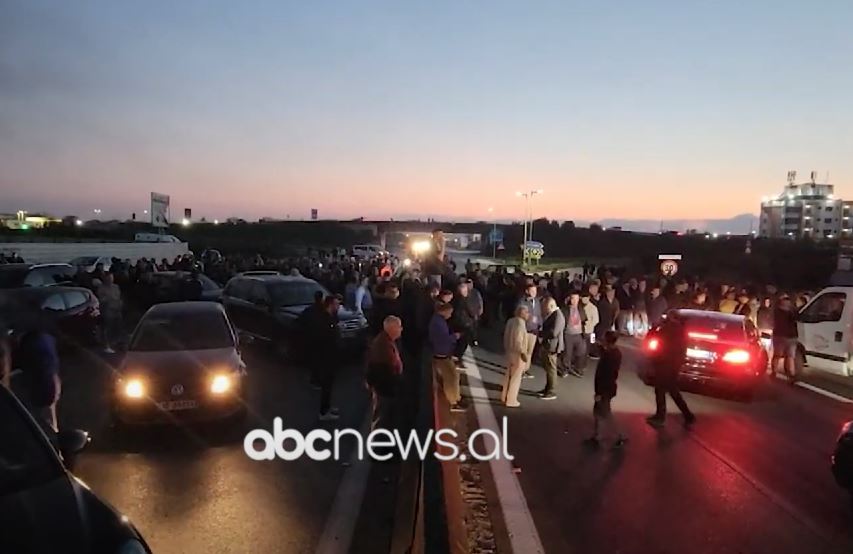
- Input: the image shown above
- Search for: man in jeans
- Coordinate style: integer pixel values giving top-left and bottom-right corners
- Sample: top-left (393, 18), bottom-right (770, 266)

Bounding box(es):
top-left (561, 291), bottom-right (587, 378)
top-left (429, 302), bottom-right (464, 412)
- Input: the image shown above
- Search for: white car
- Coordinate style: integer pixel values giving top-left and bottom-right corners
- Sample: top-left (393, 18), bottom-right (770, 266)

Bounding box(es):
top-left (70, 255), bottom-right (112, 272)
top-left (351, 244), bottom-right (385, 259)
top-left (796, 286), bottom-right (853, 377)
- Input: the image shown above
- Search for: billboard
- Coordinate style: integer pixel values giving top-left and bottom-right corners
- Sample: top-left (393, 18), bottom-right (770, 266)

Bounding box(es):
top-left (150, 192), bottom-right (170, 228)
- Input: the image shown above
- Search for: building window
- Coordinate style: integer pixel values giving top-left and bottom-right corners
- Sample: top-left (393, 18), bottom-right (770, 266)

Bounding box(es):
top-left (825, 218), bottom-right (833, 224)
top-left (826, 206), bottom-right (834, 212)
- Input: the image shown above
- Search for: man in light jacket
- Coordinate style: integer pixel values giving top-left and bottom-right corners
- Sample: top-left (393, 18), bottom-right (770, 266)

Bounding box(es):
top-left (581, 289), bottom-right (600, 360)
top-left (538, 297), bottom-right (565, 400)
top-left (501, 305), bottom-right (530, 408)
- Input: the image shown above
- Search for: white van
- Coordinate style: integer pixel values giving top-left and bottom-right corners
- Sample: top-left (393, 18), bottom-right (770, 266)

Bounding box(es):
top-left (135, 233), bottom-right (181, 243)
top-left (351, 244), bottom-right (385, 259)
top-left (797, 286), bottom-right (853, 377)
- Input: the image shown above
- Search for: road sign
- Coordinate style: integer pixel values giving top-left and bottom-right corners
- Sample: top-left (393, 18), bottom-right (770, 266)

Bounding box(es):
top-left (311, 209), bottom-right (318, 221)
top-left (184, 208), bottom-right (192, 219)
top-left (660, 260), bottom-right (679, 276)
top-left (658, 254), bottom-right (682, 260)
top-left (150, 192), bottom-right (170, 228)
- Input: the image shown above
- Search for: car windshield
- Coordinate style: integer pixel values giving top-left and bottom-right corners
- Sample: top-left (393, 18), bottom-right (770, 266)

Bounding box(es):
top-left (0, 388), bottom-right (62, 495)
top-left (131, 311), bottom-right (234, 351)
top-left (0, 267), bottom-right (28, 289)
top-left (268, 281), bottom-right (326, 306)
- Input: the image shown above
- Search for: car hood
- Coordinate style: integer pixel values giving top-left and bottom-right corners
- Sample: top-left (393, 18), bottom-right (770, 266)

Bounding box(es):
top-left (122, 347), bottom-right (240, 374)
top-left (0, 475), bottom-right (143, 552)
top-left (276, 305), bottom-right (363, 321)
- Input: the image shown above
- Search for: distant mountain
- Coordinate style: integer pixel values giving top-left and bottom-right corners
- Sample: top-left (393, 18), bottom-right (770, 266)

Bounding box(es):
top-left (590, 213), bottom-right (759, 234)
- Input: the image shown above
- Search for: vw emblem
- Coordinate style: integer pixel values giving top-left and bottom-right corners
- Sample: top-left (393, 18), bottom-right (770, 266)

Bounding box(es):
top-left (171, 384), bottom-right (185, 396)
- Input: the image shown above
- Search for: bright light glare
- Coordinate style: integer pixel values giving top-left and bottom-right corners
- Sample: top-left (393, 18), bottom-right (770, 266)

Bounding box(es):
top-left (211, 374), bottom-right (232, 394)
top-left (722, 350), bottom-right (751, 364)
top-left (75, 219), bottom-right (83, 226)
top-left (688, 331), bottom-right (718, 341)
top-left (646, 338), bottom-right (660, 352)
top-left (403, 258), bottom-right (412, 267)
top-left (411, 240), bottom-right (431, 254)
top-left (213, 219), bottom-right (220, 225)
top-left (124, 379), bottom-right (145, 398)
top-left (181, 218), bottom-right (191, 227)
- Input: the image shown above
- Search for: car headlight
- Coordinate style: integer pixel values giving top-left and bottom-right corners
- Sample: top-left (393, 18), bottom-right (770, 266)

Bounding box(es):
top-left (210, 373), bottom-right (232, 394)
top-left (116, 539), bottom-right (148, 554)
top-left (123, 379), bottom-right (145, 399)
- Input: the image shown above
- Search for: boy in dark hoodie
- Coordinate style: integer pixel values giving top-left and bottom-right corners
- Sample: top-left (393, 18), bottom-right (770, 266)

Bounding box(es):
top-left (586, 331), bottom-right (627, 449)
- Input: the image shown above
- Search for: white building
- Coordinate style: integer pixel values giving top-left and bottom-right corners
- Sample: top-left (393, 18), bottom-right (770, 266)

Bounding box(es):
top-left (759, 171), bottom-right (853, 240)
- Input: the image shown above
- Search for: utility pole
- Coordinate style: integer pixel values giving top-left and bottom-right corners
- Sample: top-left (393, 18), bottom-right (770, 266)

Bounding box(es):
top-left (516, 189), bottom-right (543, 268)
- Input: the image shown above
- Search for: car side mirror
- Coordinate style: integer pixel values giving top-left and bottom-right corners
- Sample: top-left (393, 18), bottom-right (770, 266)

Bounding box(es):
top-left (58, 429), bottom-right (90, 468)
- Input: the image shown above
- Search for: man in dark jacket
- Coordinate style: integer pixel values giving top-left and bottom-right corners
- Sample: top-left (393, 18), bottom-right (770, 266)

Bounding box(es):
top-left (305, 296), bottom-right (342, 421)
top-left (366, 316), bottom-right (404, 437)
top-left (15, 318), bottom-right (62, 434)
top-left (538, 297), bottom-right (565, 400)
top-left (451, 281), bottom-right (476, 368)
top-left (647, 286), bottom-right (669, 328)
top-left (586, 331), bottom-right (627, 448)
top-left (646, 315), bottom-right (695, 428)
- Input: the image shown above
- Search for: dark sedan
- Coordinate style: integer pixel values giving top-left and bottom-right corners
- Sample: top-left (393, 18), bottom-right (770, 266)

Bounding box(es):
top-left (112, 302), bottom-right (247, 425)
top-left (832, 421), bottom-right (853, 498)
top-left (643, 310), bottom-right (768, 399)
top-left (0, 286), bottom-right (100, 347)
top-left (0, 385), bottom-right (150, 553)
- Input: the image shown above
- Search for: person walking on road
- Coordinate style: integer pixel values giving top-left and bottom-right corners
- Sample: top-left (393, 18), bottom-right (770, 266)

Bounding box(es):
top-left (537, 298), bottom-right (564, 400)
top-left (646, 315), bottom-right (696, 429)
top-left (96, 272), bottom-right (123, 354)
top-left (647, 285), bottom-right (668, 328)
top-left (429, 302), bottom-right (464, 412)
top-left (502, 305), bottom-right (531, 407)
top-left (586, 331), bottom-right (627, 448)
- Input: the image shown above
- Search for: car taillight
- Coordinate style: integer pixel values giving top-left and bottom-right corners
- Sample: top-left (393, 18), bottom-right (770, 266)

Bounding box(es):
top-left (646, 338), bottom-right (660, 352)
top-left (688, 331), bottom-right (718, 341)
top-left (722, 349), bottom-right (750, 364)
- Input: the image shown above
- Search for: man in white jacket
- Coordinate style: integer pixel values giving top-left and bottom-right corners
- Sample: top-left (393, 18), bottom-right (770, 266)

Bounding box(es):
top-left (581, 290), bottom-right (600, 359)
top-left (501, 305), bottom-right (530, 408)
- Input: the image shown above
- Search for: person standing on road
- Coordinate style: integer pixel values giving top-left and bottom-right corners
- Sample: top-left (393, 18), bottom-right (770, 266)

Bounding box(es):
top-left (15, 318), bottom-right (62, 434)
top-left (633, 279), bottom-right (649, 338)
top-left (586, 331), bottom-right (627, 448)
top-left (561, 292), bottom-right (587, 378)
top-left (466, 278), bottom-right (484, 347)
top-left (647, 285), bottom-right (668, 328)
top-left (502, 305), bottom-right (531, 407)
top-left (592, 285), bottom-right (619, 358)
top-left (310, 296), bottom-right (343, 421)
top-left (451, 281), bottom-right (476, 368)
top-left (771, 296), bottom-right (799, 383)
top-left (423, 229), bottom-right (447, 288)
top-left (366, 316), bottom-right (404, 434)
top-left (429, 302), bottom-right (464, 412)
top-left (97, 272), bottom-right (123, 354)
top-left (537, 298), bottom-right (564, 400)
top-left (646, 315), bottom-right (695, 428)
top-left (580, 290), bottom-right (599, 360)
top-left (518, 284), bottom-right (542, 379)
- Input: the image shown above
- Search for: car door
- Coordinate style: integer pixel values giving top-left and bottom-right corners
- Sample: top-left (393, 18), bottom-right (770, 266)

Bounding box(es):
top-left (222, 279), bottom-right (249, 332)
top-left (798, 290), bottom-right (850, 375)
top-left (247, 282), bottom-right (274, 340)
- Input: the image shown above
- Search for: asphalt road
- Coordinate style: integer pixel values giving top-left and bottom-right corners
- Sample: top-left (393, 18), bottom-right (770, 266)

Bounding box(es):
top-left (466, 330), bottom-right (853, 554)
top-left (49, 342), bottom-right (377, 554)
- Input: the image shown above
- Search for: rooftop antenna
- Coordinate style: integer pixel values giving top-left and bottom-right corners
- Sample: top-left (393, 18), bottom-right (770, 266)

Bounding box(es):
top-left (810, 170), bottom-right (817, 184)
top-left (787, 170), bottom-right (796, 184)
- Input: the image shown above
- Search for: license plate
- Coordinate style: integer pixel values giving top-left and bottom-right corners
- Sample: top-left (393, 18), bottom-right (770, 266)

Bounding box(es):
top-left (157, 400), bottom-right (198, 411)
top-left (686, 348), bottom-right (714, 360)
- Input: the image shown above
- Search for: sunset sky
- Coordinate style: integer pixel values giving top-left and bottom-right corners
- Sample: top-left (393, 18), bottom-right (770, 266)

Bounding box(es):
top-left (2, 1), bottom-right (853, 223)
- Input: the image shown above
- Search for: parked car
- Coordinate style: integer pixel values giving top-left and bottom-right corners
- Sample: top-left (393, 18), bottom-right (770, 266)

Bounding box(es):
top-left (0, 263), bottom-right (76, 289)
top-left (0, 286), bottom-right (100, 346)
top-left (144, 271), bottom-right (223, 306)
top-left (69, 255), bottom-right (113, 272)
top-left (221, 274), bottom-right (368, 359)
top-left (796, 286), bottom-right (853, 377)
top-left (112, 302), bottom-right (246, 425)
top-left (642, 309), bottom-right (767, 400)
top-left (832, 420), bottom-right (853, 500)
top-left (0, 385), bottom-right (151, 553)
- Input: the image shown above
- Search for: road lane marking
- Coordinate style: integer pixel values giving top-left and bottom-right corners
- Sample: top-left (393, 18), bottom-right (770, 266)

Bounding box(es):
top-left (316, 409), bottom-right (372, 554)
top-left (463, 351), bottom-right (545, 554)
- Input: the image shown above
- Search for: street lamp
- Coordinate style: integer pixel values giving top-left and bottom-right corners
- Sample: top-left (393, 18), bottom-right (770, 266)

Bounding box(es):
top-left (516, 189), bottom-right (543, 266)
top-left (487, 207), bottom-right (497, 259)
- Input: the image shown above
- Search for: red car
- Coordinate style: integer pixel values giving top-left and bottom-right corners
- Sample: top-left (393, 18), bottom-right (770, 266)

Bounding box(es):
top-left (0, 286), bottom-right (100, 347)
top-left (643, 309), bottom-right (768, 400)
